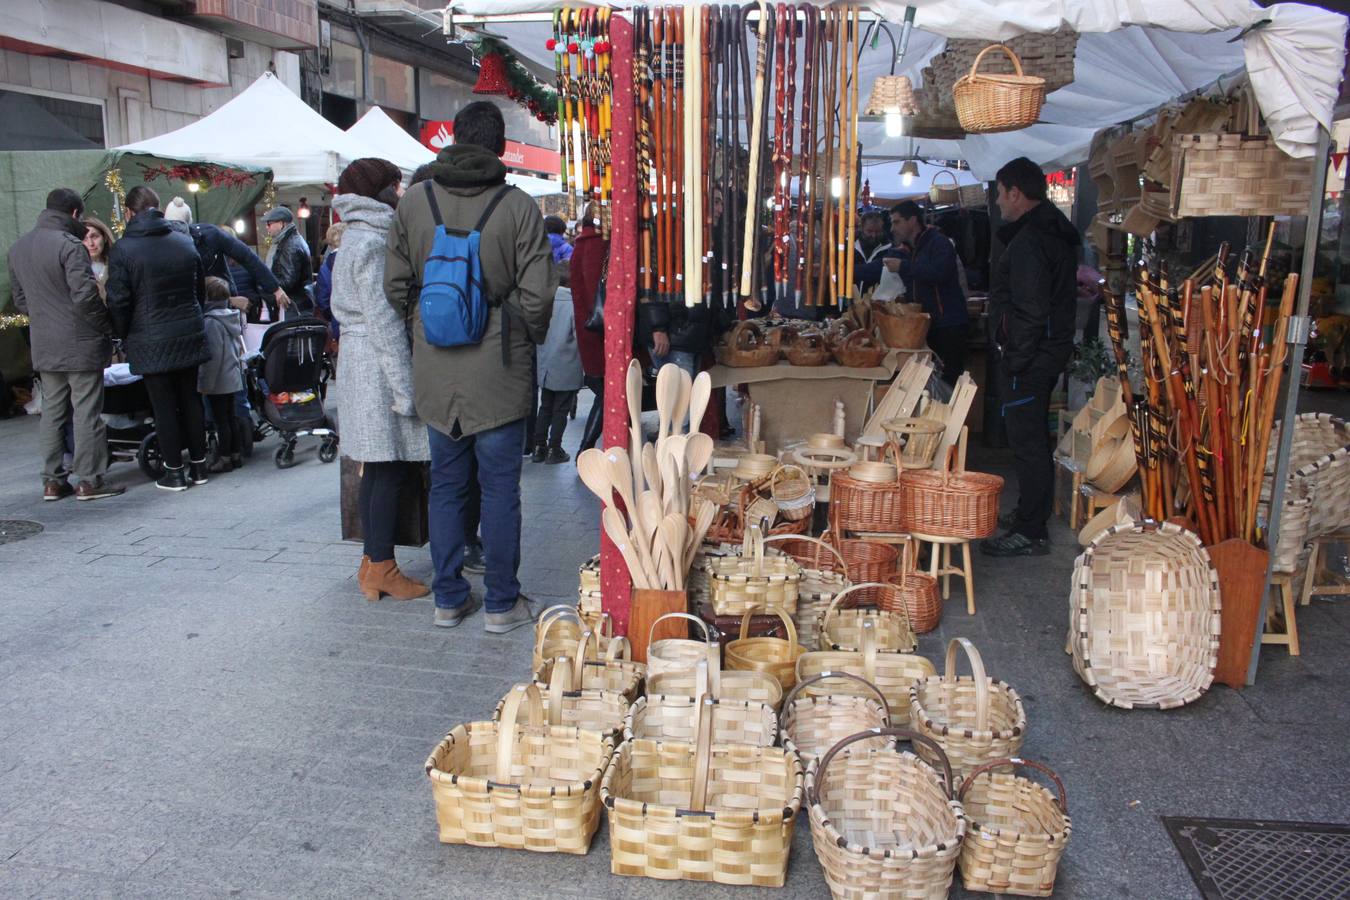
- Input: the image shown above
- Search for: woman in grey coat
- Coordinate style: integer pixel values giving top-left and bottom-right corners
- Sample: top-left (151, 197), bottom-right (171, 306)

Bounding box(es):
top-left (331, 158), bottom-right (430, 602)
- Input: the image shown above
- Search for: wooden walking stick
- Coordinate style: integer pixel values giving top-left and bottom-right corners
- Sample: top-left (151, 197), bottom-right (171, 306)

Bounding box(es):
top-left (635, 6), bottom-right (653, 302)
top-left (1245, 273), bottom-right (1299, 542)
top-left (815, 8), bottom-right (837, 308)
top-left (794, 3), bottom-right (814, 308)
top-left (671, 7), bottom-right (685, 307)
top-left (770, 3), bottom-right (789, 306)
top-left (739, 0), bottom-right (771, 306)
top-left (702, 5), bottom-right (717, 307)
top-left (842, 5), bottom-right (860, 303)
top-left (554, 9), bottom-right (571, 214)
top-left (682, 3), bottom-right (698, 307)
top-left (651, 8), bottom-right (667, 304)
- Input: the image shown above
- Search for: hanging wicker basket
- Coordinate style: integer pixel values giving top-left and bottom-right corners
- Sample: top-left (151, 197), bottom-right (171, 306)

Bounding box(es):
top-left (864, 73), bottom-right (917, 116)
top-left (807, 728), bottom-right (966, 898)
top-left (725, 604), bottom-right (808, 691)
top-left (910, 638), bottom-right (1028, 782)
top-left (816, 582), bottom-right (918, 653)
top-left (952, 44), bottom-right (1046, 134)
top-left (778, 671), bottom-right (891, 765)
top-left (797, 619), bottom-right (936, 726)
top-left (929, 169), bottom-right (964, 205)
top-left (958, 758), bottom-right (1072, 897)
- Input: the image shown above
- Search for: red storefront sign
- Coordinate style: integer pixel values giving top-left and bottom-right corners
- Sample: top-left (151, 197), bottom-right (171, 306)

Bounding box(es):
top-left (419, 120), bottom-right (559, 175)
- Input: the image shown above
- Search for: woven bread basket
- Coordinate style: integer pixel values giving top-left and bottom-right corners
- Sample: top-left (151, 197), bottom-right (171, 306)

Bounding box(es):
top-left (874, 305), bottom-right (932, 350)
top-left (952, 44), bottom-right (1046, 134)
top-left (717, 319), bottom-right (779, 368)
top-left (958, 758), bottom-right (1072, 897)
top-left (493, 662), bottom-right (629, 740)
top-left (832, 328), bottom-right (889, 368)
top-left (778, 671), bottom-right (891, 764)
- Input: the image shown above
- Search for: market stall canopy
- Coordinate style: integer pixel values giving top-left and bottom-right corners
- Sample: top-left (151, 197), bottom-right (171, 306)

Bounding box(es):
top-left (859, 158), bottom-right (981, 201)
top-left (345, 107), bottom-right (563, 197)
top-left (118, 72), bottom-right (379, 187)
top-left (451, 1), bottom-right (1345, 178)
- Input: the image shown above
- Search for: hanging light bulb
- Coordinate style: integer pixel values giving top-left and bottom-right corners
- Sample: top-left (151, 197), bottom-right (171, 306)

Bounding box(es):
top-left (233, 218), bottom-right (247, 234)
top-left (830, 176), bottom-right (843, 198)
top-left (297, 198), bottom-right (311, 220)
top-left (899, 160), bottom-right (920, 187)
top-left (884, 109), bottom-right (905, 138)
top-left (187, 181), bottom-right (200, 193)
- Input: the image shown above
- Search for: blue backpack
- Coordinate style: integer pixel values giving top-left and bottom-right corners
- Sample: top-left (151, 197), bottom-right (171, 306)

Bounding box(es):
top-left (418, 180), bottom-right (514, 348)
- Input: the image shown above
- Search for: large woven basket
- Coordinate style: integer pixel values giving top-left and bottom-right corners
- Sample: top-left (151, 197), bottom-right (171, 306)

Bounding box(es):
top-left (704, 527), bottom-right (802, 616)
top-left (817, 582), bottom-right (918, 653)
top-left (647, 665), bottom-right (784, 710)
top-left (496, 662), bottom-right (629, 740)
top-left (807, 729), bottom-right (966, 899)
top-left (764, 534), bottom-right (851, 651)
top-left (797, 620), bottom-right (936, 726)
top-left (646, 612), bottom-right (719, 682)
top-left (425, 683), bottom-right (613, 854)
top-left (874, 306), bottom-right (932, 350)
top-left (778, 671), bottom-right (891, 765)
top-left (899, 449), bottom-right (1004, 539)
top-left (910, 638), bottom-right (1027, 782)
top-left (1070, 521), bottom-right (1220, 709)
top-left (952, 44), bottom-right (1045, 134)
top-left (602, 697), bottom-right (805, 886)
top-left (725, 604), bottom-right (808, 691)
top-left (532, 605), bottom-right (615, 672)
top-left (879, 542), bottom-right (943, 633)
top-left (830, 472), bottom-right (906, 534)
top-left (958, 758), bottom-right (1072, 897)
top-left (627, 660), bottom-right (777, 747)
top-left (535, 638), bottom-right (645, 702)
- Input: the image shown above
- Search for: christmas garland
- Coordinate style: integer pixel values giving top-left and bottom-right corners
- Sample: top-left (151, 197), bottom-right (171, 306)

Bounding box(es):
top-left (474, 37), bottom-right (558, 125)
top-left (139, 162), bottom-right (259, 191)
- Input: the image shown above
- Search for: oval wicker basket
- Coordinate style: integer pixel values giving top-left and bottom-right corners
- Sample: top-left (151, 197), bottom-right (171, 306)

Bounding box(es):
top-left (816, 582), bottom-right (917, 653)
top-left (1070, 520), bottom-right (1220, 709)
top-left (879, 542), bottom-right (942, 634)
top-left (778, 671), bottom-right (891, 764)
top-left (496, 663), bottom-right (630, 740)
top-left (898, 448), bottom-right (1004, 539)
top-left (769, 464), bottom-right (816, 523)
top-left (784, 330), bottom-right (832, 366)
top-left (909, 638), bottom-right (1027, 782)
top-left (725, 604), bottom-right (808, 691)
top-left (797, 620), bottom-right (936, 725)
top-left (952, 44), bottom-right (1046, 134)
top-left (830, 472), bottom-right (906, 534)
top-left (704, 527), bottom-right (802, 616)
top-left (807, 728), bottom-right (966, 899)
top-left (929, 169), bottom-right (964, 206)
top-left (717, 320), bottom-right (779, 368)
top-left (764, 534), bottom-right (852, 651)
top-left (958, 758), bottom-right (1072, 897)
top-left (874, 306), bottom-right (932, 350)
top-left (832, 329), bottom-right (889, 368)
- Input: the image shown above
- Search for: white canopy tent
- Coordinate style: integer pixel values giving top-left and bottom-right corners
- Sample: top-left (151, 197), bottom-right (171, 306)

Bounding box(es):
top-left (346, 106), bottom-right (564, 198)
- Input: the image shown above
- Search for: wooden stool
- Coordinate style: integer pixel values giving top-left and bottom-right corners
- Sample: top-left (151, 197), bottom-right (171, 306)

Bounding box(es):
top-left (1080, 484), bottom-right (1122, 530)
top-left (1262, 572), bottom-right (1300, 656)
top-left (911, 531), bottom-right (975, 615)
top-left (1054, 455), bottom-right (1087, 528)
top-left (1300, 531), bottom-right (1350, 607)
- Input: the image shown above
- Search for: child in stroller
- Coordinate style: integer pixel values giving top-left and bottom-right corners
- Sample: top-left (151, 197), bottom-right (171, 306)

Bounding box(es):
top-left (248, 316), bottom-right (339, 468)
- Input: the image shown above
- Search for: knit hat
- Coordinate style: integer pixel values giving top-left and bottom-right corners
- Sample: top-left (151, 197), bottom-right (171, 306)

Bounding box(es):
top-left (338, 158), bottom-right (402, 202)
top-left (164, 197), bottom-right (193, 224)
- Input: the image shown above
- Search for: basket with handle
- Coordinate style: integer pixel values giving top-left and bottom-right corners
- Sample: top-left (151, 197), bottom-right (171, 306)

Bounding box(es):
top-left (873, 304), bottom-right (932, 350)
top-left (602, 695), bottom-right (805, 886)
top-left (879, 541), bottom-right (943, 633)
top-left (952, 44), bottom-right (1046, 134)
top-left (724, 604), bottom-right (808, 691)
top-left (425, 682), bottom-right (613, 854)
top-left (704, 526), bottom-right (802, 616)
top-left (797, 620), bottom-right (936, 726)
top-left (929, 169), bottom-right (964, 205)
top-left (783, 329), bottom-right (832, 366)
top-left (883, 416), bottom-right (946, 470)
top-left (532, 605), bottom-right (616, 672)
top-left (899, 446), bottom-right (1005, 539)
top-left (910, 638), bottom-right (1027, 782)
top-left (578, 555), bottom-right (602, 622)
top-left (958, 758), bottom-right (1072, 897)
top-left (830, 471), bottom-right (906, 534)
top-left (807, 728), bottom-right (967, 899)
top-left (764, 534), bottom-right (851, 652)
top-left (832, 328), bottom-right (889, 368)
top-left (816, 582), bottom-right (918, 653)
top-left (645, 612), bottom-right (720, 682)
top-left (534, 630), bottom-right (645, 702)
top-left (716, 319), bottom-right (780, 368)
top-left (778, 671), bottom-right (892, 765)
top-left (829, 531), bottom-right (900, 605)
top-left (626, 658), bottom-right (778, 747)
top-left (493, 657), bottom-right (629, 740)
top-left (769, 464), bottom-right (817, 522)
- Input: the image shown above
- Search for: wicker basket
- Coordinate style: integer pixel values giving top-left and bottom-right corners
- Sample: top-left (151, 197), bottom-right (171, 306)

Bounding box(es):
top-left (817, 582), bottom-right (918, 653)
top-left (958, 759), bottom-right (1072, 897)
top-left (832, 329), bottom-right (889, 368)
top-left (494, 663), bottom-right (629, 740)
top-left (770, 464), bottom-right (817, 522)
top-left (647, 665), bottom-right (785, 710)
top-left (883, 416), bottom-right (946, 470)
top-left (832, 532), bottom-right (901, 604)
top-left (532, 605), bottom-right (615, 672)
top-left (952, 44), bottom-right (1046, 134)
top-left (602, 697), bottom-right (805, 886)
top-left (874, 306), bottom-right (932, 350)
top-left (879, 542), bottom-right (943, 634)
top-left (830, 472), bottom-right (906, 534)
top-left (716, 320), bottom-right (779, 368)
top-left (627, 659), bottom-right (777, 747)
top-left (778, 671), bottom-right (891, 764)
top-left (725, 604), bottom-right (808, 691)
top-left (578, 554), bottom-right (602, 620)
top-left (764, 534), bottom-right (851, 651)
top-left (807, 728), bottom-right (966, 899)
top-left (704, 527), bottom-right (802, 616)
top-left (864, 73), bottom-right (917, 116)
top-left (784, 330), bottom-right (832, 366)
top-left (797, 620), bottom-right (936, 726)
top-left (646, 612), bottom-right (720, 682)
top-left (1070, 521), bottom-right (1220, 709)
top-left (929, 169), bottom-right (964, 205)
top-left (535, 639), bottom-right (645, 702)
top-left (425, 683), bottom-right (613, 854)
top-left (910, 638), bottom-right (1027, 782)
top-left (899, 448), bottom-right (1004, 539)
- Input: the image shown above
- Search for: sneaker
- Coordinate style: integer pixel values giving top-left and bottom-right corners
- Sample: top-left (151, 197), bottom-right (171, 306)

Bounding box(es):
top-left (462, 542), bottom-right (486, 575)
top-left (530, 443), bottom-right (548, 463)
top-left (75, 478), bottom-right (125, 501)
top-left (43, 479), bottom-right (74, 501)
top-left (484, 595), bottom-right (543, 634)
top-left (997, 511), bottom-right (1016, 531)
top-left (157, 467), bottom-right (189, 492)
top-left (433, 594), bottom-right (482, 628)
top-left (980, 531), bottom-right (1051, 557)
top-left (544, 446), bottom-right (570, 465)
top-left (230, 453), bottom-right (243, 470)
top-left (187, 459), bottom-right (209, 485)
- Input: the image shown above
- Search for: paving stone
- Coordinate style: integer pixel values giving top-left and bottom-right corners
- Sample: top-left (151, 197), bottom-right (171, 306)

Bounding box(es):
top-left (9, 825), bottom-right (163, 878)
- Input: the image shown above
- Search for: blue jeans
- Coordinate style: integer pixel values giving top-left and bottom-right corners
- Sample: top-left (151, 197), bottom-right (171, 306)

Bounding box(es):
top-left (652, 349), bottom-right (697, 378)
top-left (428, 419), bottom-right (525, 613)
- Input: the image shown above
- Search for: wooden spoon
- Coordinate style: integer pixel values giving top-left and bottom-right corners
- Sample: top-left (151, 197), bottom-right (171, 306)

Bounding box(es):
top-left (655, 363), bottom-right (679, 447)
top-left (602, 506), bottom-right (651, 588)
top-left (660, 513), bottom-right (689, 590)
top-left (688, 371), bottom-right (712, 436)
top-left (685, 432), bottom-right (714, 477)
top-left (576, 448), bottom-right (613, 507)
top-left (626, 358), bottom-right (644, 492)
top-left (659, 449), bottom-right (682, 517)
top-left (672, 368), bottom-right (692, 436)
top-left (639, 490), bottom-right (664, 560)
top-left (642, 443), bottom-right (662, 497)
top-left (685, 498), bottom-right (716, 571)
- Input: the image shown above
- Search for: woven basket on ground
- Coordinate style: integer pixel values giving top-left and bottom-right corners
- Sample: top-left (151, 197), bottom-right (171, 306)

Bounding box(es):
top-left (817, 582), bottom-right (917, 653)
top-left (1070, 520), bottom-right (1220, 709)
top-left (647, 660), bottom-right (785, 711)
top-left (493, 662), bottom-right (629, 740)
top-left (899, 448), bottom-right (1004, 539)
top-left (878, 542), bottom-right (943, 633)
top-left (725, 604), bottom-right (808, 691)
top-left (425, 683), bottom-right (613, 854)
top-left (535, 637), bottom-right (645, 702)
top-left (764, 534), bottom-right (851, 651)
top-left (910, 638), bottom-right (1027, 782)
top-left (831, 532), bottom-right (901, 605)
top-left (807, 728), bottom-right (966, 899)
top-left (770, 464), bottom-right (817, 522)
top-left (830, 472), bottom-right (906, 534)
top-left (797, 620), bottom-right (936, 726)
top-left (704, 526), bottom-right (802, 616)
top-left (952, 44), bottom-right (1045, 134)
top-left (602, 697), bottom-right (805, 886)
top-left (578, 555), bottom-right (602, 621)
top-left (646, 612), bottom-right (719, 682)
top-left (533, 605), bottom-right (615, 672)
top-left (627, 659), bottom-right (777, 747)
top-left (778, 671), bottom-right (891, 764)
top-left (958, 758), bottom-right (1072, 897)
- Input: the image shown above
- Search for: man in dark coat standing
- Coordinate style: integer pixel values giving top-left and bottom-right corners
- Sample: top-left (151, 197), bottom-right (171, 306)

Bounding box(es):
top-left (9, 187), bottom-right (122, 501)
top-left (262, 207), bottom-right (312, 318)
top-left (886, 200), bottom-right (970, 387)
top-left (982, 158), bottom-right (1080, 557)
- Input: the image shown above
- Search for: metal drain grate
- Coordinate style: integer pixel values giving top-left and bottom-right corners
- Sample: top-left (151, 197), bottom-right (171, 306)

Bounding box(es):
top-left (0, 520), bottom-right (43, 544)
top-left (1163, 816), bottom-right (1350, 900)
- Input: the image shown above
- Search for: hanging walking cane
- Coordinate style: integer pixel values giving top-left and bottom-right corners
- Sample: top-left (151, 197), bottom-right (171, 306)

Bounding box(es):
top-left (553, 9), bottom-right (571, 215)
top-left (739, 0), bottom-right (771, 308)
top-left (794, 4), bottom-right (815, 308)
top-left (842, 5), bottom-right (861, 304)
top-left (815, 8), bottom-right (837, 308)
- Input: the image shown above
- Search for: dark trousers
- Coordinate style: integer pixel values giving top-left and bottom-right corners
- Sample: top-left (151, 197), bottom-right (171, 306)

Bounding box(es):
top-left (927, 324), bottom-right (970, 387)
top-left (143, 367), bottom-right (207, 469)
top-left (580, 375), bottom-right (603, 452)
top-left (523, 357), bottom-right (538, 453)
top-left (1001, 372), bottom-right (1055, 540)
top-left (534, 387), bottom-right (578, 448)
top-left (428, 419), bottom-right (525, 613)
top-left (205, 393), bottom-right (240, 457)
top-left (465, 456), bottom-right (481, 548)
top-left (358, 461), bottom-right (407, 563)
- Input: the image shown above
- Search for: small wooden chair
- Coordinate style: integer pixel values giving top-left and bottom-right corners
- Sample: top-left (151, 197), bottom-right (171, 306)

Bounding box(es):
top-left (1262, 572), bottom-right (1300, 656)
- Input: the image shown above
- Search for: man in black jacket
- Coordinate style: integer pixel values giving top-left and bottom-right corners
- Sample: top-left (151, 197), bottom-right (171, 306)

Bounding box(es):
top-left (163, 199), bottom-right (284, 316)
top-left (261, 207), bottom-right (312, 318)
top-left (982, 158), bottom-right (1079, 557)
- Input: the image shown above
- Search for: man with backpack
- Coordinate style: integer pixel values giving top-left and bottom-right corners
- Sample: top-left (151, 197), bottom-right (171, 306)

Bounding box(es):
top-left (385, 100), bottom-right (556, 633)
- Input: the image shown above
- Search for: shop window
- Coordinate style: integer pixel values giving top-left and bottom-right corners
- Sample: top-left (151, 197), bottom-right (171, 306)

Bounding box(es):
top-left (0, 89), bottom-right (104, 149)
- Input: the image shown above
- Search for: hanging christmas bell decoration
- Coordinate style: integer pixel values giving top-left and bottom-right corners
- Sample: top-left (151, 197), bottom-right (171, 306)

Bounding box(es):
top-left (473, 51), bottom-right (512, 95)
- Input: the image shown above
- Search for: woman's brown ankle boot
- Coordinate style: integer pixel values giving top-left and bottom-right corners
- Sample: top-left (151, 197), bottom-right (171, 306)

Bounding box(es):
top-left (363, 559), bottom-right (430, 601)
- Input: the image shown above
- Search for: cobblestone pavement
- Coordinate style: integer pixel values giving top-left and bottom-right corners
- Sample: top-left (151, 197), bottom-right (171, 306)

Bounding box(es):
top-left (1, 392), bottom-right (1348, 899)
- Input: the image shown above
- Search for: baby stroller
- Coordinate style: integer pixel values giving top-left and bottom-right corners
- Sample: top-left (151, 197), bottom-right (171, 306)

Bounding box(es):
top-left (101, 365), bottom-right (161, 479)
top-left (250, 316), bottom-right (338, 468)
